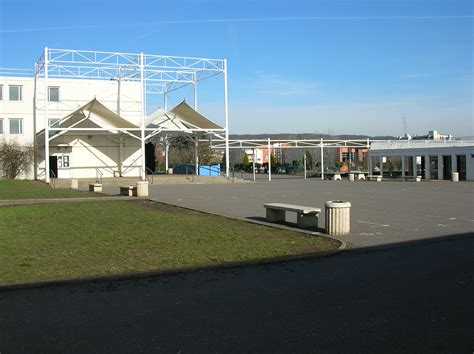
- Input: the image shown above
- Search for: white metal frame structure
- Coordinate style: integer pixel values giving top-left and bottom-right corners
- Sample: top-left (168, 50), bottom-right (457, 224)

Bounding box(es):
top-left (34, 48), bottom-right (230, 183)
top-left (209, 138), bottom-right (372, 181)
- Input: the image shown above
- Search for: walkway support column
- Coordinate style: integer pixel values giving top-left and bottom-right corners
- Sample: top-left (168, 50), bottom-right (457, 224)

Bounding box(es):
top-left (424, 155), bottom-right (431, 180)
top-left (451, 154), bottom-right (457, 173)
top-left (253, 149), bottom-right (256, 181)
top-left (224, 59), bottom-right (230, 178)
top-left (44, 47), bottom-right (50, 183)
top-left (139, 52), bottom-right (146, 181)
top-left (195, 137), bottom-right (199, 176)
top-left (412, 155), bottom-right (417, 177)
top-left (165, 140), bottom-right (169, 173)
top-left (379, 157), bottom-right (384, 177)
top-left (438, 154), bottom-right (444, 180)
top-left (304, 152), bottom-right (307, 180)
top-left (401, 155), bottom-right (406, 178)
top-left (268, 137), bottom-right (272, 182)
top-left (320, 138), bottom-right (324, 180)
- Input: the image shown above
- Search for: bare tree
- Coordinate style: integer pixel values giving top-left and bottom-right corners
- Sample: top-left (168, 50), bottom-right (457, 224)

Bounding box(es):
top-left (0, 141), bottom-right (33, 179)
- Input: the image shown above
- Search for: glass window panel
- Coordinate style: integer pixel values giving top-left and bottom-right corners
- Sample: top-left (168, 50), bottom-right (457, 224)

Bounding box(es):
top-left (9, 119), bottom-right (23, 134)
top-left (9, 85), bottom-right (22, 101)
top-left (48, 87), bottom-right (59, 102)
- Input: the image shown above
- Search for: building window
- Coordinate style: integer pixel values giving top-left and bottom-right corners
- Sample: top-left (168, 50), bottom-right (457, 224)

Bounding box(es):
top-left (48, 86), bottom-right (60, 102)
top-left (0, 119), bottom-right (3, 134)
top-left (341, 152), bottom-right (349, 162)
top-left (0, 85), bottom-right (3, 101)
top-left (9, 118), bottom-right (23, 134)
top-left (9, 85), bottom-right (22, 101)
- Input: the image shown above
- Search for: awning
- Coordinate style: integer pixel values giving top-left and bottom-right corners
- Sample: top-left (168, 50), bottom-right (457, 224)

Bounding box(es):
top-left (146, 100), bottom-right (223, 131)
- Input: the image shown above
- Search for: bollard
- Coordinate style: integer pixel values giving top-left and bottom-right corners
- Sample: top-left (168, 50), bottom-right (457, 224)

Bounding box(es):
top-left (136, 181), bottom-right (149, 197)
top-left (451, 172), bottom-right (459, 182)
top-left (167, 168), bottom-right (173, 175)
top-left (70, 179), bottom-right (79, 189)
top-left (348, 173), bottom-right (355, 182)
top-left (325, 200), bottom-right (351, 235)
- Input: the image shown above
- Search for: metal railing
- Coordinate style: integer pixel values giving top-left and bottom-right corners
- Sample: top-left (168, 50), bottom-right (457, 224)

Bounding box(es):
top-left (95, 168), bottom-right (103, 184)
top-left (50, 170), bottom-right (57, 188)
top-left (145, 167), bottom-right (154, 185)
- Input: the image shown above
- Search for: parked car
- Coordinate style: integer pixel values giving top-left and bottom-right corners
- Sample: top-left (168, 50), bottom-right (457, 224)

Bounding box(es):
top-left (173, 164), bottom-right (196, 175)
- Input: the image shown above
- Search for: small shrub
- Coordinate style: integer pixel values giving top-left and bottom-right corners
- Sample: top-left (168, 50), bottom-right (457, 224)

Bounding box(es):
top-left (0, 142), bottom-right (33, 179)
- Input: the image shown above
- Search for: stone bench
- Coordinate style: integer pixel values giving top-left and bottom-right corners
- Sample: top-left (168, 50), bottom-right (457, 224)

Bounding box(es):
top-left (120, 186), bottom-right (137, 197)
top-left (332, 173), bottom-right (342, 181)
top-left (367, 175), bottom-right (382, 182)
top-left (357, 173), bottom-right (366, 180)
top-left (402, 175), bottom-right (422, 182)
top-left (89, 183), bottom-right (103, 192)
top-left (264, 203), bottom-right (321, 229)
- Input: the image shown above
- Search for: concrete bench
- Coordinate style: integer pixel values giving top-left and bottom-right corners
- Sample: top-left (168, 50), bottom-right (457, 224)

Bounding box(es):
top-left (89, 183), bottom-right (103, 192)
top-left (332, 173), bottom-right (342, 181)
top-left (357, 173), bottom-right (366, 180)
top-left (264, 203), bottom-right (321, 229)
top-left (367, 175), bottom-right (382, 182)
top-left (120, 186), bottom-right (137, 197)
top-left (402, 176), bottom-right (422, 182)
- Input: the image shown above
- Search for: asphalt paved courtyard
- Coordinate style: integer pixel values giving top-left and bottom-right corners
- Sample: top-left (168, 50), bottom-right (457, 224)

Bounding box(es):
top-left (122, 176), bottom-right (474, 248)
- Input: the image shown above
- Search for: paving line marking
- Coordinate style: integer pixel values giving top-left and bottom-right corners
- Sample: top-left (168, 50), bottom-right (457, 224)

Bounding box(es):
top-left (358, 221), bottom-right (390, 227)
top-left (358, 220), bottom-right (420, 232)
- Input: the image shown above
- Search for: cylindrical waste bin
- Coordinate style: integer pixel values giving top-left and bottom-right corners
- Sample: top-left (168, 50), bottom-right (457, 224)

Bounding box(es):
top-left (167, 168), bottom-right (173, 175)
top-left (325, 200), bottom-right (351, 236)
top-left (136, 181), bottom-right (149, 197)
top-left (70, 179), bottom-right (79, 189)
top-left (451, 172), bottom-right (459, 182)
top-left (348, 173), bottom-right (355, 182)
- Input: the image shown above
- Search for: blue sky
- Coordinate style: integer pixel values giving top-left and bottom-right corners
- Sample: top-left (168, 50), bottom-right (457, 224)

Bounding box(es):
top-left (0, 0), bottom-right (472, 136)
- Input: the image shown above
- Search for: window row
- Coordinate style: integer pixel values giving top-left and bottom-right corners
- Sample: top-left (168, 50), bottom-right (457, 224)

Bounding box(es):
top-left (0, 119), bottom-right (23, 134)
top-left (0, 85), bottom-right (60, 102)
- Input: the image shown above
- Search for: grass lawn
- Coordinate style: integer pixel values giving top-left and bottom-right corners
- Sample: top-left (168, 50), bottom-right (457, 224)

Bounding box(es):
top-left (0, 200), bottom-right (340, 285)
top-left (0, 180), bottom-right (102, 200)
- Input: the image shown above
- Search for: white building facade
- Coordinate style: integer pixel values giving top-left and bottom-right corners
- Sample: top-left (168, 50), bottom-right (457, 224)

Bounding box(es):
top-left (368, 140), bottom-right (474, 181)
top-left (0, 74), bottom-right (143, 179)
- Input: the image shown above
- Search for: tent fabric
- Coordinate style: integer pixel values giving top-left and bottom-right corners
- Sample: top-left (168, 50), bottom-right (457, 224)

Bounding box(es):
top-left (58, 98), bottom-right (138, 130)
top-left (170, 101), bottom-right (222, 129)
top-left (146, 100), bottom-right (223, 130)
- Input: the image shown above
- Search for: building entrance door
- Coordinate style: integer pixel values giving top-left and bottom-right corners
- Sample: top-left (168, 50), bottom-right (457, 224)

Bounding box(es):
top-left (457, 155), bottom-right (466, 181)
top-left (443, 156), bottom-right (451, 180)
top-left (49, 156), bottom-right (58, 178)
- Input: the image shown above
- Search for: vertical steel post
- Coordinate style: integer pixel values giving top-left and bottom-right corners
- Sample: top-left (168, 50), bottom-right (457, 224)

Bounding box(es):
top-left (44, 47), bottom-right (50, 183)
top-left (320, 138), bottom-right (324, 180)
top-left (165, 140), bottom-right (169, 173)
top-left (33, 63), bottom-right (38, 180)
top-left (140, 52), bottom-right (146, 181)
top-left (195, 137), bottom-right (199, 176)
top-left (224, 59), bottom-right (230, 178)
top-left (304, 152), bottom-right (307, 180)
top-left (193, 73), bottom-right (198, 111)
top-left (253, 149), bottom-right (256, 181)
top-left (401, 155), bottom-right (406, 178)
top-left (268, 137), bottom-right (272, 182)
